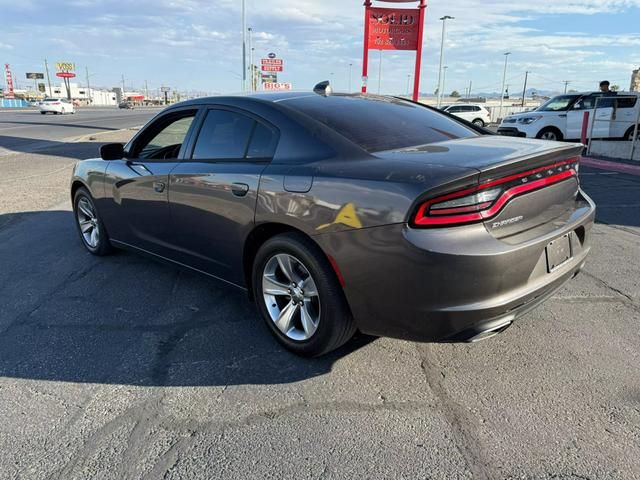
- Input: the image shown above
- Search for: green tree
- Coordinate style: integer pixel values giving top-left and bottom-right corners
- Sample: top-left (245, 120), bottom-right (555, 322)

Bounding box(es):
top-left (450, 90), bottom-right (461, 97)
top-left (611, 85), bottom-right (620, 92)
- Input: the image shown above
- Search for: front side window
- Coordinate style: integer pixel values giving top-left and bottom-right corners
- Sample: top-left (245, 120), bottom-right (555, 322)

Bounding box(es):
top-left (537, 95), bottom-right (580, 112)
top-left (192, 109), bottom-right (276, 160)
top-left (135, 112), bottom-right (196, 160)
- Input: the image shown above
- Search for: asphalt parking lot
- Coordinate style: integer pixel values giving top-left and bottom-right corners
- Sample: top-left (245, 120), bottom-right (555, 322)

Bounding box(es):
top-left (0, 108), bottom-right (639, 479)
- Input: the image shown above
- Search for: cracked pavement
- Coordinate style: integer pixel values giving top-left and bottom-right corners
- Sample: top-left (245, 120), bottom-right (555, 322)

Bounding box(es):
top-left (0, 112), bottom-right (639, 479)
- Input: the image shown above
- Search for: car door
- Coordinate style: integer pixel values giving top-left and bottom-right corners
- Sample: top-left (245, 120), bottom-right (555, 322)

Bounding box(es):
top-left (566, 93), bottom-right (612, 139)
top-left (460, 106), bottom-right (475, 122)
top-left (102, 107), bottom-right (200, 256)
top-left (609, 95), bottom-right (638, 138)
top-left (168, 106), bottom-right (278, 284)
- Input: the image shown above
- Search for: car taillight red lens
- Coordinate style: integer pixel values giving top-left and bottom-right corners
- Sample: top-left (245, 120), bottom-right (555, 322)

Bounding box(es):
top-left (412, 157), bottom-right (580, 227)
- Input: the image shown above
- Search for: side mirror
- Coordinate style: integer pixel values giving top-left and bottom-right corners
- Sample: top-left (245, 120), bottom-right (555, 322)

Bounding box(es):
top-left (99, 143), bottom-right (124, 160)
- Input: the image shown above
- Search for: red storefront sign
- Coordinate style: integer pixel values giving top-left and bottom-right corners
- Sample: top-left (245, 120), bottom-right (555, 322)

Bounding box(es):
top-left (261, 65), bottom-right (283, 72)
top-left (361, 0), bottom-right (427, 102)
top-left (56, 72), bottom-right (76, 78)
top-left (4, 64), bottom-right (15, 99)
top-left (261, 58), bottom-right (283, 66)
top-left (261, 58), bottom-right (284, 72)
top-left (367, 7), bottom-right (420, 50)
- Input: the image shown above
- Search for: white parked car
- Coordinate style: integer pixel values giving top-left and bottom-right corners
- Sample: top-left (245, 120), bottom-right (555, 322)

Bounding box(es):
top-left (441, 104), bottom-right (491, 127)
top-left (39, 98), bottom-right (75, 115)
top-left (498, 91), bottom-right (640, 141)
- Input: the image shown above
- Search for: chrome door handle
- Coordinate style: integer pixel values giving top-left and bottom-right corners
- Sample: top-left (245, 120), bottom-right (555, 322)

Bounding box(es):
top-left (153, 181), bottom-right (166, 193)
top-left (231, 182), bottom-right (249, 197)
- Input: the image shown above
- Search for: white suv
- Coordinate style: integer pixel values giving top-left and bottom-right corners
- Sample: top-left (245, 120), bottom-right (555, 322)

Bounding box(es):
top-left (441, 104), bottom-right (491, 127)
top-left (498, 92), bottom-right (640, 141)
top-left (39, 98), bottom-right (75, 115)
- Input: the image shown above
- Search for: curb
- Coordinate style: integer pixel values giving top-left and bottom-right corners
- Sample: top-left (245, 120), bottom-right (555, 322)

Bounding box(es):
top-left (71, 126), bottom-right (141, 143)
top-left (581, 156), bottom-right (640, 177)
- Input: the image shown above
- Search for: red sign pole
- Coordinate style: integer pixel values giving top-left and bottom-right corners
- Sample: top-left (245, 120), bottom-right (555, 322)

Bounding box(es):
top-left (412, 0), bottom-right (427, 101)
top-left (361, 0), bottom-right (372, 93)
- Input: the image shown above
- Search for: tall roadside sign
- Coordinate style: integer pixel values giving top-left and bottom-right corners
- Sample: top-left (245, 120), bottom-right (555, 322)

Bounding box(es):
top-left (26, 73), bottom-right (45, 95)
top-left (4, 64), bottom-right (15, 99)
top-left (361, 0), bottom-right (427, 101)
top-left (261, 54), bottom-right (288, 90)
top-left (55, 62), bottom-right (76, 100)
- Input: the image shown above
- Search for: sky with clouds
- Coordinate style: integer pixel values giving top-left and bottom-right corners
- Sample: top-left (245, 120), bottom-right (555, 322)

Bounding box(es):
top-left (1, 0), bottom-right (639, 96)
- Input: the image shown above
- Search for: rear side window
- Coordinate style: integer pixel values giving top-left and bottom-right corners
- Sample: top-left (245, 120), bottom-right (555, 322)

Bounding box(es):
top-left (192, 109), bottom-right (277, 160)
top-left (193, 110), bottom-right (254, 159)
top-left (614, 96), bottom-right (638, 109)
top-left (284, 95), bottom-right (477, 153)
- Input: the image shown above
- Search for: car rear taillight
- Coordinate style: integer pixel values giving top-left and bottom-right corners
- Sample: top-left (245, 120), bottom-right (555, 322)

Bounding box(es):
top-left (412, 157), bottom-right (580, 227)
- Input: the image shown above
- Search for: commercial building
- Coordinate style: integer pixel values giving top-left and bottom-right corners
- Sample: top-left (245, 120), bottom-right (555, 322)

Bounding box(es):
top-left (45, 82), bottom-right (117, 106)
top-left (631, 67), bottom-right (640, 93)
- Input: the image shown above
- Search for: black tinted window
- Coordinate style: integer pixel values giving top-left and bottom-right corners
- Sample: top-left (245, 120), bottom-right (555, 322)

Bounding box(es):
top-left (284, 95), bottom-right (477, 153)
top-left (616, 96), bottom-right (638, 108)
top-left (193, 110), bottom-right (254, 160)
top-left (247, 122), bottom-right (276, 158)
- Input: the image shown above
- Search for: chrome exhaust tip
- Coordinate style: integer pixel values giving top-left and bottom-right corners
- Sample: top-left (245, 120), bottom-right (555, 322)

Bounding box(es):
top-left (467, 315), bottom-right (515, 343)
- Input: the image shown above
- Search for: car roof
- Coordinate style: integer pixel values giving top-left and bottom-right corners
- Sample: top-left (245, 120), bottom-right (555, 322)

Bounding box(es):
top-left (171, 91), bottom-right (387, 108)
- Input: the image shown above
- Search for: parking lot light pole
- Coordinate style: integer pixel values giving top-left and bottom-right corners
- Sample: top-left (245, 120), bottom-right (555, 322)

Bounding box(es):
top-left (521, 70), bottom-right (529, 107)
top-left (436, 15), bottom-right (454, 108)
top-left (498, 52), bottom-right (511, 122)
top-left (441, 66), bottom-right (448, 103)
top-left (348, 63), bottom-right (352, 92)
top-left (248, 27), bottom-right (253, 92)
top-left (242, 0), bottom-right (246, 92)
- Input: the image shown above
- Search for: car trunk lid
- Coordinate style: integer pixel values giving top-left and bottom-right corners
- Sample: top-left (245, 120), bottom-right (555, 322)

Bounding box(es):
top-left (376, 135), bottom-right (582, 237)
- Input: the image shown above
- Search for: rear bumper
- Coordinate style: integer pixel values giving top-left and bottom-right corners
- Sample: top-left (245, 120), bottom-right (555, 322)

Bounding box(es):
top-left (39, 106), bottom-right (65, 113)
top-left (498, 127), bottom-right (527, 137)
top-left (315, 190), bottom-right (595, 342)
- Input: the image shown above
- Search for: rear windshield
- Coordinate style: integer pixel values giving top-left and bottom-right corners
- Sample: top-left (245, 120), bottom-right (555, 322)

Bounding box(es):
top-left (281, 94), bottom-right (478, 153)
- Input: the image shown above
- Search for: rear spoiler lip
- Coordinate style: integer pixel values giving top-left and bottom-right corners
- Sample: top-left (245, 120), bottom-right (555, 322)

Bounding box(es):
top-left (477, 143), bottom-right (583, 182)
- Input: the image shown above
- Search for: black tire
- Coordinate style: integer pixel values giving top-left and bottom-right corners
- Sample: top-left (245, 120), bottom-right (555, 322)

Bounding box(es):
top-left (252, 232), bottom-right (356, 357)
top-left (472, 118), bottom-right (485, 127)
top-left (40, 111), bottom-right (46, 115)
top-left (73, 187), bottom-right (112, 256)
top-left (536, 127), bottom-right (563, 141)
top-left (624, 126), bottom-right (638, 141)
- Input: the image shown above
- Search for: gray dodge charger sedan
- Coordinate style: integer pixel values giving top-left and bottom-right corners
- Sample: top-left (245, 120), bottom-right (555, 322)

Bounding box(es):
top-left (70, 90), bottom-right (595, 356)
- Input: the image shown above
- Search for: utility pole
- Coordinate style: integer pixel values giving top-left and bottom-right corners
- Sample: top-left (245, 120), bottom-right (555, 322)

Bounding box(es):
top-left (85, 66), bottom-right (91, 105)
top-left (406, 74), bottom-right (412, 96)
top-left (349, 63), bottom-right (354, 92)
top-left (121, 74), bottom-right (126, 102)
top-left (241, 0), bottom-right (246, 92)
top-left (248, 27), bottom-right (253, 92)
top-left (498, 52), bottom-right (511, 122)
top-left (521, 71), bottom-right (529, 107)
top-left (44, 58), bottom-right (52, 97)
top-left (436, 15), bottom-right (454, 108)
top-left (467, 80), bottom-right (472, 98)
top-left (563, 80), bottom-right (570, 93)
top-left (145, 80), bottom-right (149, 104)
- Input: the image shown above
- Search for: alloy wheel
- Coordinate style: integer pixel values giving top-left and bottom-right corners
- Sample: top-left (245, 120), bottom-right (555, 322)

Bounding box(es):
top-left (262, 253), bottom-right (321, 341)
top-left (541, 131), bottom-right (557, 140)
top-left (76, 196), bottom-right (100, 248)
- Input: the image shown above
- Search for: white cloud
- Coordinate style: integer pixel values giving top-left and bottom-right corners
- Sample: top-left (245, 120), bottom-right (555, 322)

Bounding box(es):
top-left (1, 0), bottom-right (639, 94)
